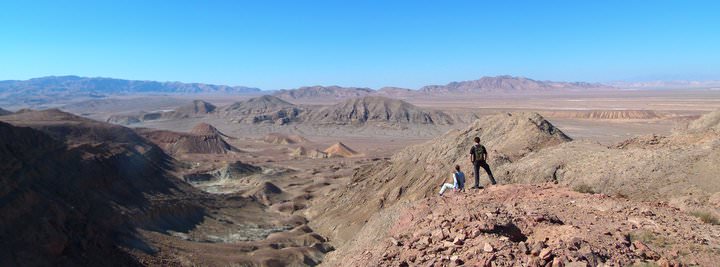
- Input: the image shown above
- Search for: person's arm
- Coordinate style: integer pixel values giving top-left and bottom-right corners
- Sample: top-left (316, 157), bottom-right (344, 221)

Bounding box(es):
top-left (469, 147), bottom-right (475, 163)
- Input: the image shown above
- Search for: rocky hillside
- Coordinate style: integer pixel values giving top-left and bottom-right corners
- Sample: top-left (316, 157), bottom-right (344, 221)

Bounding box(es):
top-left (0, 109), bottom-right (161, 147)
top-left (499, 110), bottom-right (720, 215)
top-left (220, 95), bottom-right (302, 124)
top-left (0, 112), bottom-right (333, 266)
top-left (326, 184), bottom-right (720, 266)
top-left (0, 107), bottom-right (11, 115)
top-left (310, 112), bottom-right (571, 244)
top-left (420, 76), bottom-right (610, 94)
top-left (138, 123), bottom-right (239, 155)
top-left (312, 110), bottom-right (720, 267)
top-left (175, 100), bottom-right (217, 115)
top-left (302, 96), bottom-right (453, 125)
top-left (686, 109), bottom-right (720, 132)
top-left (273, 86), bottom-right (373, 100)
top-left (0, 119), bottom-right (202, 266)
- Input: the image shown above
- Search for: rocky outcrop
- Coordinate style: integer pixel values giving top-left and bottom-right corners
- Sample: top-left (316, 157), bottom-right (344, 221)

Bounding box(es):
top-left (302, 96), bottom-right (453, 125)
top-left (687, 109), bottom-right (720, 132)
top-left (328, 185), bottom-right (719, 266)
top-left (324, 142), bottom-right (361, 157)
top-left (220, 95), bottom-right (302, 124)
top-left (138, 123), bottom-right (239, 155)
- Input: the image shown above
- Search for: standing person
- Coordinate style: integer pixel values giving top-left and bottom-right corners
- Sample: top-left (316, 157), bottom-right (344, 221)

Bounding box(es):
top-left (469, 137), bottom-right (497, 189)
top-left (439, 165), bottom-right (466, 196)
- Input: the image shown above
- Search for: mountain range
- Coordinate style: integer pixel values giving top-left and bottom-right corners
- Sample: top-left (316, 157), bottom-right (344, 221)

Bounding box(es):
top-left (16, 75), bottom-right (720, 109)
top-left (0, 76), bottom-right (260, 94)
top-left (270, 76), bottom-right (614, 101)
top-left (0, 76), bottom-right (261, 109)
top-left (418, 75), bottom-right (610, 93)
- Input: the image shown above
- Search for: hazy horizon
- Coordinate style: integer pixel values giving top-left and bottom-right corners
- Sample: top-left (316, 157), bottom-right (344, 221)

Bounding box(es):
top-left (2, 1), bottom-right (719, 90)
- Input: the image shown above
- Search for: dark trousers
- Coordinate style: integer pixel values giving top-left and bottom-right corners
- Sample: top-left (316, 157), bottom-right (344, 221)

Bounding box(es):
top-left (473, 160), bottom-right (496, 187)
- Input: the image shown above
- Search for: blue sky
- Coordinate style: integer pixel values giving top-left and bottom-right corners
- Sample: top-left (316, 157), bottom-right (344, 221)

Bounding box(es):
top-left (1, 1), bottom-right (719, 90)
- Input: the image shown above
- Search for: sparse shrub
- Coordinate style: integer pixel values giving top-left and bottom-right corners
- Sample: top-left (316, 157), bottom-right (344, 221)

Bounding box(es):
top-left (614, 192), bottom-right (629, 199)
top-left (628, 230), bottom-right (671, 248)
top-left (573, 183), bottom-right (595, 194)
top-left (689, 210), bottom-right (720, 225)
top-left (628, 230), bottom-right (656, 244)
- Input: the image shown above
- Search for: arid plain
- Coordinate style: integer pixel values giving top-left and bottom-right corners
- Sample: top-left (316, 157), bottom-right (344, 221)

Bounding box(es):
top-left (3, 77), bottom-right (720, 266)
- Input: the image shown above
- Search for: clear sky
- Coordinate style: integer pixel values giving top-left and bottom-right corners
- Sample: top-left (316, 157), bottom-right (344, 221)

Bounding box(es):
top-left (1, 0), bottom-right (719, 90)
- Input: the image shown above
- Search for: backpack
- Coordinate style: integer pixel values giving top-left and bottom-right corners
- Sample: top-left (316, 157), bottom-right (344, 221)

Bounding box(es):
top-left (473, 144), bottom-right (487, 161)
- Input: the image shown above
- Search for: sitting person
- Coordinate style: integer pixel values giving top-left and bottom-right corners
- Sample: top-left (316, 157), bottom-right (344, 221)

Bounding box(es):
top-left (439, 165), bottom-right (466, 196)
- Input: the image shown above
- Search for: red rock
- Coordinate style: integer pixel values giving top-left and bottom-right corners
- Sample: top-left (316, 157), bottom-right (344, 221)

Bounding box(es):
top-left (483, 243), bottom-right (494, 252)
top-left (539, 248), bottom-right (553, 260)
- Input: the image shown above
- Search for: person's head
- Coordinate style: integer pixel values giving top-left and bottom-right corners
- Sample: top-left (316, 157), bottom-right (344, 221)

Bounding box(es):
top-left (455, 165), bottom-right (461, 172)
top-left (473, 137), bottom-right (480, 144)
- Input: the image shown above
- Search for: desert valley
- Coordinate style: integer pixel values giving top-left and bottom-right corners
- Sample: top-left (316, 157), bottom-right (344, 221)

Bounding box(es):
top-left (1, 75), bottom-right (720, 266)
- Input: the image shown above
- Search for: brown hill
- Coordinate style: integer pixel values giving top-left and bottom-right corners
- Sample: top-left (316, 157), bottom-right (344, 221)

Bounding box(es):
top-left (138, 123), bottom-right (239, 155)
top-left (273, 85), bottom-right (373, 100)
top-left (263, 132), bottom-right (309, 145)
top-left (220, 95), bottom-right (302, 124)
top-left (174, 99), bottom-right (217, 116)
top-left (302, 96), bottom-right (453, 125)
top-left (0, 109), bottom-right (159, 147)
top-left (323, 142), bottom-right (360, 157)
top-left (190, 122), bottom-right (233, 139)
top-left (0, 120), bottom-right (204, 266)
top-left (420, 75), bottom-right (610, 94)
